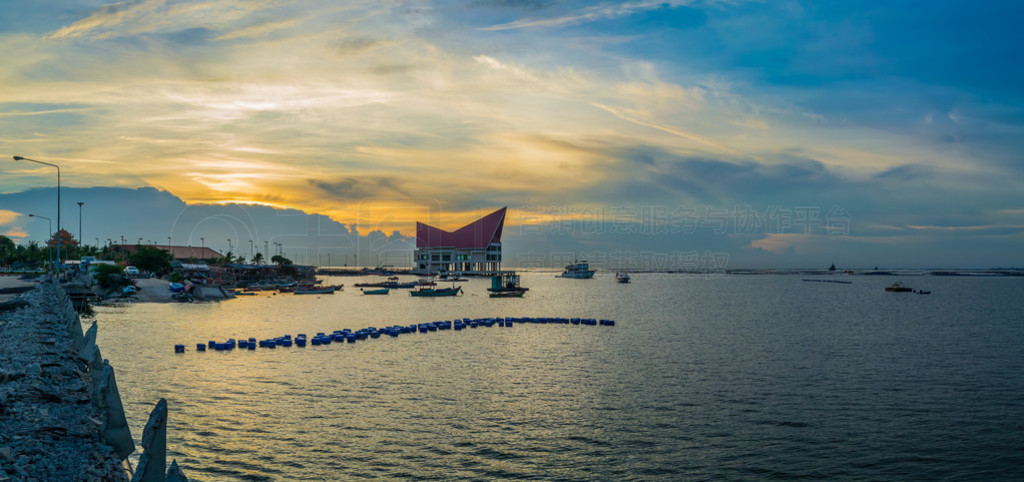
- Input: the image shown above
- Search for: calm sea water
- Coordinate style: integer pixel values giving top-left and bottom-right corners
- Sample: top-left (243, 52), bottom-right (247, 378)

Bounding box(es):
top-left (94, 273), bottom-right (1024, 480)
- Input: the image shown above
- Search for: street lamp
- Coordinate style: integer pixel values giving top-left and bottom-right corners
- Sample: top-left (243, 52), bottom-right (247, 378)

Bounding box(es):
top-left (28, 214), bottom-right (54, 273)
top-left (77, 202), bottom-right (84, 255)
top-left (14, 156), bottom-right (60, 273)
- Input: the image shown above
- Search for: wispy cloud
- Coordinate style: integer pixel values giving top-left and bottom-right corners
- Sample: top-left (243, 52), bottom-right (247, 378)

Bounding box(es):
top-left (480, 0), bottom-right (706, 31)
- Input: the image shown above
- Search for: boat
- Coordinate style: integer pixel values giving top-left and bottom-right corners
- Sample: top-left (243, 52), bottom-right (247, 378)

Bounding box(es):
top-left (361, 287), bottom-right (390, 295)
top-left (916, 290), bottom-right (931, 295)
top-left (885, 281), bottom-right (913, 292)
top-left (558, 260), bottom-right (595, 279)
top-left (383, 280), bottom-right (418, 289)
top-left (487, 272), bottom-right (528, 298)
top-left (410, 284), bottom-right (462, 297)
top-left (294, 286), bottom-right (339, 295)
top-left (616, 272), bottom-right (631, 283)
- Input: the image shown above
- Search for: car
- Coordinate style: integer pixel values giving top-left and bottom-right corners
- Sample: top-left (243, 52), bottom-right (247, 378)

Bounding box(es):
top-left (124, 266), bottom-right (140, 276)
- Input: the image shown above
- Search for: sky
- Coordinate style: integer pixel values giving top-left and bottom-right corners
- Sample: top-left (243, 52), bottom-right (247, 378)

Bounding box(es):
top-left (1, 0), bottom-right (1023, 269)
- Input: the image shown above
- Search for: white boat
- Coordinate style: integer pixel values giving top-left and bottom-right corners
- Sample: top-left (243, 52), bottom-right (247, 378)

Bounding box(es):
top-left (616, 272), bottom-right (631, 283)
top-left (558, 260), bottom-right (595, 279)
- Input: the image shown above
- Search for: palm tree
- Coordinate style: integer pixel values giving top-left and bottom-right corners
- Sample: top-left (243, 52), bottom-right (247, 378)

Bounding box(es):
top-left (252, 252), bottom-right (264, 265)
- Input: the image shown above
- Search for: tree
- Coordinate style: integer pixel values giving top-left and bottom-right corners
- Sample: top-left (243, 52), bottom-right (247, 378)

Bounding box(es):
top-left (0, 235), bottom-right (15, 265)
top-left (271, 254), bottom-right (293, 266)
top-left (252, 252), bottom-right (264, 264)
top-left (129, 245), bottom-right (173, 273)
top-left (93, 264), bottom-right (125, 288)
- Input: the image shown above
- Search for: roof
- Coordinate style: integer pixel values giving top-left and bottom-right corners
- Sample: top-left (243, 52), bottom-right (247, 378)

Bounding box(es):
top-left (416, 207), bottom-right (506, 249)
top-left (121, 245), bottom-right (222, 259)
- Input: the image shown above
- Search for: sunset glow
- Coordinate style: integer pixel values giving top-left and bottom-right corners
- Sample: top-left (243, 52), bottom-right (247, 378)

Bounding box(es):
top-left (2, 1), bottom-right (1023, 267)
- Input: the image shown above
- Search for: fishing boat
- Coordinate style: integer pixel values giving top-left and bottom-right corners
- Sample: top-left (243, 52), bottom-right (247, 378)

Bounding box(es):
top-left (616, 272), bottom-right (631, 283)
top-left (361, 287), bottom-right (390, 295)
top-left (294, 285), bottom-right (339, 295)
top-left (384, 280), bottom-right (418, 289)
top-left (354, 281), bottom-right (387, 288)
top-left (558, 260), bottom-right (595, 279)
top-left (885, 281), bottom-right (913, 292)
top-left (487, 272), bottom-right (528, 298)
top-left (410, 283), bottom-right (462, 297)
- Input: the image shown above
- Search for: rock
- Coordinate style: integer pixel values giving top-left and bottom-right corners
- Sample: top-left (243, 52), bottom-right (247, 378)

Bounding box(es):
top-left (166, 459), bottom-right (189, 482)
top-left (131, 398), bottom-right (167, 482)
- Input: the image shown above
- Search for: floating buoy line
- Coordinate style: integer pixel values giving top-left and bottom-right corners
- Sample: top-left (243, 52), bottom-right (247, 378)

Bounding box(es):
top-left (173, 317), bottom-right (616, 353)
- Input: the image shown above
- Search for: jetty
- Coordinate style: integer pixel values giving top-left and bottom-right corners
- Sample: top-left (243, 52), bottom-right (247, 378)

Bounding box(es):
top-left (0, 275), bottom-right (188, 481)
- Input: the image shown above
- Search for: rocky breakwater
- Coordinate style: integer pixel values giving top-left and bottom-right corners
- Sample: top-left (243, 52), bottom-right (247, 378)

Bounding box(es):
top-left (0, 279), bottom-right (187, 481)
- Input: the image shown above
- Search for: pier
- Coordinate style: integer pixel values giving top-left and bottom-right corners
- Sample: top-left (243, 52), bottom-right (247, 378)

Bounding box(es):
top-left (0, 276), bottom-right (188, 481)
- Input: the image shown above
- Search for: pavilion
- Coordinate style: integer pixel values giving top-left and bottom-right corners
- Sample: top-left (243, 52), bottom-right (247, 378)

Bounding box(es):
top-left (414, 207), bottom-right (506, 275)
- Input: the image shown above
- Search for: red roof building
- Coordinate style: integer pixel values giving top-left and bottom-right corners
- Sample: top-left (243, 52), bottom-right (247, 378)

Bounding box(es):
top-left (119, 244), bottom-right (223, 260)
top-left (414, 207), bottom-right (505, 274)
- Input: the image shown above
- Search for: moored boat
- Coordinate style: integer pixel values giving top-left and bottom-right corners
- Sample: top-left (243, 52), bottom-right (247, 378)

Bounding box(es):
top-left (294, 285), bottom-right (340, 295)
top-left (361, 287), bottom-right (390, 295)
top-left (488, 272), bottom-right (528, 298)
top-left (616, 272), bottom-right (631, 283)
top-left (410, 285), bottom-right (462, 297)
top-left (885, 281), bottom-right (913, 292)
top-left (558, 260), bottom-right (595, 279)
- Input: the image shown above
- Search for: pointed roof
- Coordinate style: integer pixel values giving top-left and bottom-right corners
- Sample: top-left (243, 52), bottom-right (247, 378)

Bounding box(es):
top-left (416, 207), bottom-right (506, 249)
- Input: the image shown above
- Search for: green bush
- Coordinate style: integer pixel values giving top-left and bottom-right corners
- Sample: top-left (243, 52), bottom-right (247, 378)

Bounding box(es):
top-left (93, 264), bottom-right (124, 288)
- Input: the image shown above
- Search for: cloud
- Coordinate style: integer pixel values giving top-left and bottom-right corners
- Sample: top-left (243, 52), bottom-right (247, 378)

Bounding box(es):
top-left (48, 0), bottom-right (165, 40)
top-left (333, 36), bottom-right (396, 57)
top-left (480, 0), bottom-right (702, 31)
top-left (215, 18), bottom-right (302, 41)
top-left (0, 210), bottom-right (22, 225)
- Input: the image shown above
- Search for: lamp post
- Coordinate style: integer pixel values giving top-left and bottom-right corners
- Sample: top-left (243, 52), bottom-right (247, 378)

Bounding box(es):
top-left (14, 156), bottom-right (60, 273)
top-left (77, 202), bottom-right (84, 256)
top-left (28, 214), bottom-right (54, 273)
top-left (200, 237), bottom-right (205, 260)
top-left (167, 236), bottom-right (172, 253)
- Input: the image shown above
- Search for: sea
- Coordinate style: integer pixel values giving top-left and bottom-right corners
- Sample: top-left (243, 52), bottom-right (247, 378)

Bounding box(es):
top-left (93, 272), bottom-right (1024, 480)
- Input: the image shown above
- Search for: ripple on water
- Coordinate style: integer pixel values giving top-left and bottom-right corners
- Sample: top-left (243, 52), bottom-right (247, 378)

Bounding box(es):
top-left (93, 274), bottom-right (1024, 480)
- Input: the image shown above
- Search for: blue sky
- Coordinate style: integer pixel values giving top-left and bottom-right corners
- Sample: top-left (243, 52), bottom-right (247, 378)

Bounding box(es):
top-left (1, 1), bottom-right (1022, 268)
